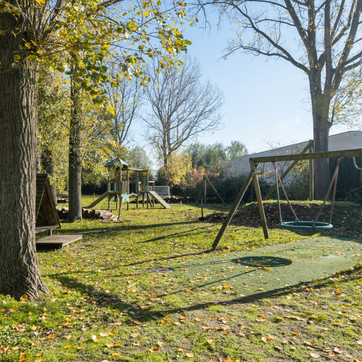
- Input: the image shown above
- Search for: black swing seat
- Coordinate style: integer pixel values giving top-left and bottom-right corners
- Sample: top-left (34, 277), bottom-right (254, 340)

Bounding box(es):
top-left (280, 221), bottom-right (333, 234)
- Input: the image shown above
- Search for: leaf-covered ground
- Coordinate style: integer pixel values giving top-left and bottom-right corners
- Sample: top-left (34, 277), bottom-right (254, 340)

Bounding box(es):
top-left (1, 202), bottom-right (361, 361)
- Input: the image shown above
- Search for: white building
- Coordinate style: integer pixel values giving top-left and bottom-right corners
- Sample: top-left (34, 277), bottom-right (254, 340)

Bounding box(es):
top-left (223, 131), bottom-right (362, 179)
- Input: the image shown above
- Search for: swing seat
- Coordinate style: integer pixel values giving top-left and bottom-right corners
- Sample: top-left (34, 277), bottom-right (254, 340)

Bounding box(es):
top-left (280, 221), bottom-right (333, 235)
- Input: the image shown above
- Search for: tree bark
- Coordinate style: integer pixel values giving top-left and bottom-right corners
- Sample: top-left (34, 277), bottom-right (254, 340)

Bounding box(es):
top-left (310, 79), bottom-right (332, 200)
top-left (68, 70), bottom-right (83, 221)
top-left (0, 6), bottom-right (49, 300)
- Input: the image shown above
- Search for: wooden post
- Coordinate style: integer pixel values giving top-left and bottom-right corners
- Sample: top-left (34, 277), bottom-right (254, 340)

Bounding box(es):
top-left (211, 171), bottom-right (253, 250)
top-left (249, 158), bottom-right (269, 239)
top-left (205, 175), bottom-right (226, 204)
top-left (200, 198), bottom-right (204, 219)
top-left (203, 176), bottom-right (207, 204)
top-left (107, 169), bottom-right (111, 211)
top-left (118, 196), bottom-right (123, 219)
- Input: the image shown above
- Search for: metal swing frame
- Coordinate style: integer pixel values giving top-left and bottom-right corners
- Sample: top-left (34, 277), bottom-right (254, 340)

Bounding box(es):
top-left (211, 147), bottom-right (362, 250)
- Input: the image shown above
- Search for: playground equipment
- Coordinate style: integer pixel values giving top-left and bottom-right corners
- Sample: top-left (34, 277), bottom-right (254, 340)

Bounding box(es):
top-left (273, 158), bottom-right (342, 235)
top-left (84, 158), bottom-right (170, 215)
top-left (211, 147), bottom-right (362, 250)
top-left (199, 174), bottom-right (225, 220)
top-left (36, 174), bottom-right (82, 248)
top-left (36, 174), bottom-right (60, 234)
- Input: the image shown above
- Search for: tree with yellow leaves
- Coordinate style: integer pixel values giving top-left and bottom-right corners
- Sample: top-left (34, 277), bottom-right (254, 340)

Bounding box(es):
top-left (0, 0), bottom-right (190, 300)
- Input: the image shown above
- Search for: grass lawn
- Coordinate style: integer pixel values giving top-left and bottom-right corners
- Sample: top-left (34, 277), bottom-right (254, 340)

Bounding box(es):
top-left (1, 201), bottom-right (361, 361)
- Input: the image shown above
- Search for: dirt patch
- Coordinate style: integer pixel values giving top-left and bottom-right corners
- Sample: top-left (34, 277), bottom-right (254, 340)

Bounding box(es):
top-left (200, 201), bottom-right (362, 237)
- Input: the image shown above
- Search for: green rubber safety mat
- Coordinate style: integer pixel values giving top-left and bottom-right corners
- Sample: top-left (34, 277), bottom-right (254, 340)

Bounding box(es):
top-left (172, 237), bottom-right (362, 296)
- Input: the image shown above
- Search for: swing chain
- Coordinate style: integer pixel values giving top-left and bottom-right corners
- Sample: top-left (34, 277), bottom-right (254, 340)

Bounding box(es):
top-left (273, 162), bottom-right (299, 223)
top-left (313, 157), bottom-right (343, 226)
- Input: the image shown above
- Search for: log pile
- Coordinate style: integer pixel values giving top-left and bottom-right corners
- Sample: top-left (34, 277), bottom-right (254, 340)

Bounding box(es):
top-left (56, 206), bottom-right (118, 221)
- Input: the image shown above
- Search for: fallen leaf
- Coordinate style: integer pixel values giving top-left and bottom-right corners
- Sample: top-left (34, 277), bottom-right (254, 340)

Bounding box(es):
top-left (186, 352), bottom-right (194, 358)
top-left (333, 347), bottom-right (344, 354)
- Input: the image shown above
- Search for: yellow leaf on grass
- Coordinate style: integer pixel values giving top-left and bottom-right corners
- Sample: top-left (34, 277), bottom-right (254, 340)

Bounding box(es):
top-left (112, 352), bottom-right (121, 356)
top-left (262, 335), bottom-right (278, 343)
top-left (106, 343), bottom-right (115, 348)
top-left (20, 295), bottom-right (28, 301)
top-left (64, 344), bottom-right (72, 349)
top-left (19, 354), bottom-right (27, 361)
top-left (186, 352), bottom-right (194, 358)
top-left (206, 339), bottom-right (214, 345)
top-left (149, 346), bottom-right (159, 352)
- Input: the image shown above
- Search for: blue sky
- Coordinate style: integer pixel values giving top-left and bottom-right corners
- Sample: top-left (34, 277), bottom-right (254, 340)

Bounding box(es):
top-left (179, 17), bottom-right (356, 154)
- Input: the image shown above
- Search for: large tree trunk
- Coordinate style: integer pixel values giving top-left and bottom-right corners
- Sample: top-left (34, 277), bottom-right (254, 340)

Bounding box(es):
top-left (0, 7), bottom-right (49, 300)
top-left (68, 71), bottom-right (83, 221)
top-left (310, 81), bottom-right (331, 200)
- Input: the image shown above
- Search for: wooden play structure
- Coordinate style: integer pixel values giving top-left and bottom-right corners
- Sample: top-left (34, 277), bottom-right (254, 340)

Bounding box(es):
top-left (211, 147), bottom-right (362, 250)
top-left (199, 174), bottom-right (225, 220)
top-left (84, 158), bottom-right (170, 215)
top-left (36, 174), bottom-right (82, 248)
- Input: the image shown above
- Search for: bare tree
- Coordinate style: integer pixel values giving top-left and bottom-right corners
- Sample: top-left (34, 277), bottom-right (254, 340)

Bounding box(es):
top-left (198, 0), bottom-right (362, 199)
top-left (144, 57), bottom-right (223, 167)
top-left (105, 69), bottom-right (143, 151)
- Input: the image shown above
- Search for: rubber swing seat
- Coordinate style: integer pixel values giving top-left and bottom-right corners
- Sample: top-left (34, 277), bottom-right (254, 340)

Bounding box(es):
top-left (280, 221), bottom-right (333, 235)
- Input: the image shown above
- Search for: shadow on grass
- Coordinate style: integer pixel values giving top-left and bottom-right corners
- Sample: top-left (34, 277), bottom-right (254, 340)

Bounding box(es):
top-left (50, 264), bottom-right (361, 323)
top-left (155, 256), bottom-right (292, 298)
top-left (231, 256), bottom-right (292, 267)
top-left (120, 249), bottom-right (213, 267)
top-left (57, 220), bottom-right (198, 236)
top-left (137, 224), bottom-right (215, 244)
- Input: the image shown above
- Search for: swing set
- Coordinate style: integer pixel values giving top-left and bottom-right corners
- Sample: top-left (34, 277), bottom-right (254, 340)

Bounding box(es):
top-left (212, 147), bottom-right (362, 250)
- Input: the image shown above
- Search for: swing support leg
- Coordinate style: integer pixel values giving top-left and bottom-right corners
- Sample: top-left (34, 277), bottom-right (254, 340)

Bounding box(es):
top-left (250, 159), bottom-right (269, 240)
top-left (211, 170), bottom-right (253, 250)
